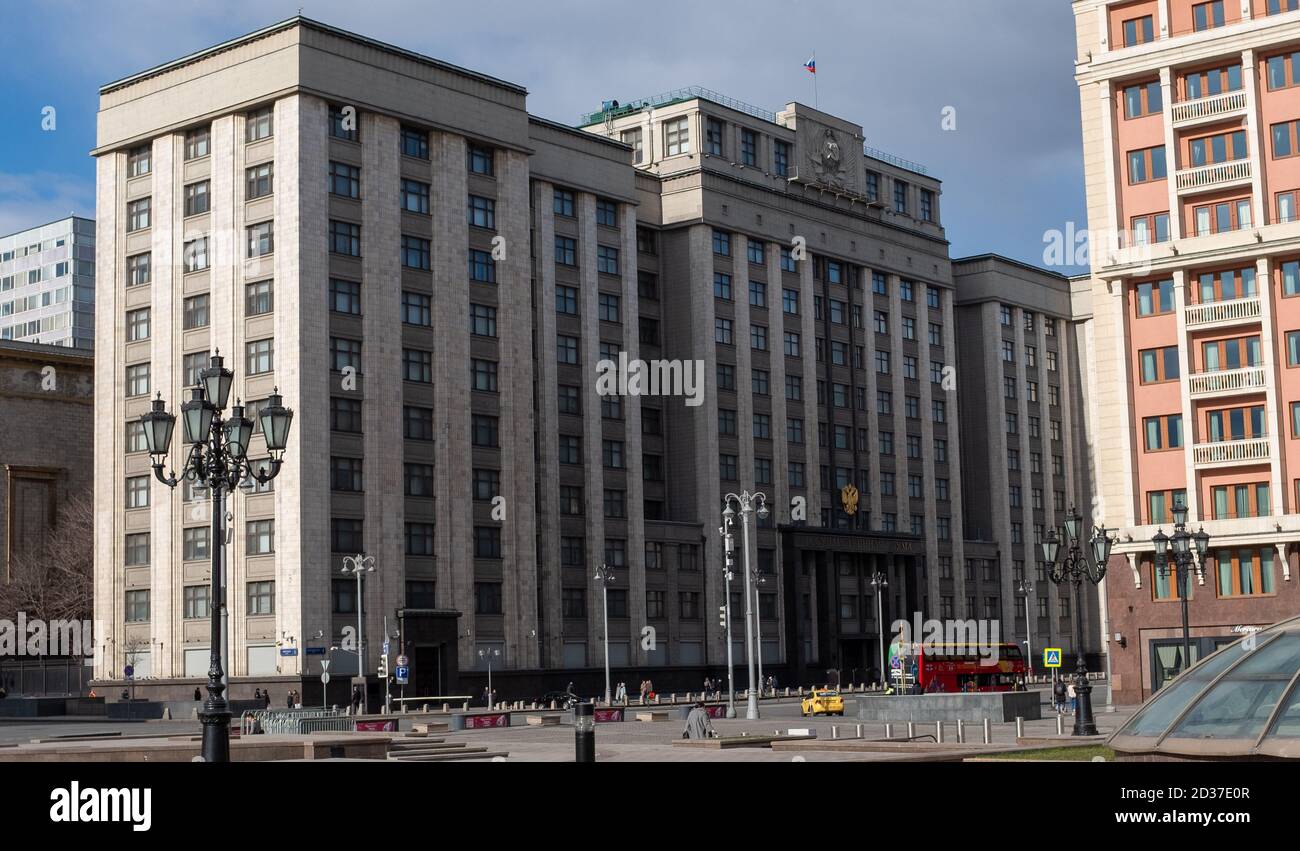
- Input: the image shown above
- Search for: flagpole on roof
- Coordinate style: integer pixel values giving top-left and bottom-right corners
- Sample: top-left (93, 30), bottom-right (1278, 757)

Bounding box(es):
top-left (813, 50), bottom-right (818, 109)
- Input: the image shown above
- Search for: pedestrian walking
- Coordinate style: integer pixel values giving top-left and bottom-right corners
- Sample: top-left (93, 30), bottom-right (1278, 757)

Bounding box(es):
top-left (1053, 678), bottom-right (1067, 714)
top-left (351, 685), bottom-right (362, 714)
top-left (639, 679), bottom-right (649, 704)
top-left (193, 687), bottom-right (202, 701)
top-left (682, 702), bottom-right (716, 739)
top-left (1068, 681), bottom-right (1078, 714)
top-left (262, 690), bottom-right (271, 710)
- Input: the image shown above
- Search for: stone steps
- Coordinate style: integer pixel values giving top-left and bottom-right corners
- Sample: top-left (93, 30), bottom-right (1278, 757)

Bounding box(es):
top-left (389, 746), bottom-right (507, 762)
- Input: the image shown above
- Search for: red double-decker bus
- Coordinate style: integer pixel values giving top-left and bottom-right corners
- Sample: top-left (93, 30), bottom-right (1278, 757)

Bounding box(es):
top-left (890, 642), bottom-right (1027, 693)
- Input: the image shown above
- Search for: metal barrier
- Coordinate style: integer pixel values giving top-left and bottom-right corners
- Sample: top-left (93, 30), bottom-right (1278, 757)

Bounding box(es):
top-left (394, 695), bottom-right (473, 710)
top-left (240, 708), bottom-right (353, 735)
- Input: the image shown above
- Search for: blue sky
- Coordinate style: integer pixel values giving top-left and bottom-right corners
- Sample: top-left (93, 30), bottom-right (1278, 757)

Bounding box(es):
top-left (0, 0), bottom-right (1086, 271)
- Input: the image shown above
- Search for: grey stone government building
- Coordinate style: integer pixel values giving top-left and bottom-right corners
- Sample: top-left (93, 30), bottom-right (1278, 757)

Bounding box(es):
top-left (90, 16), bottom-right (1099, 700)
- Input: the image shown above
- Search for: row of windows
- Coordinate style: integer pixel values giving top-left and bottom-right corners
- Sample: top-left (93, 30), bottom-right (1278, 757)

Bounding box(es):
top-left (997, 303), bottom-right (1058, 336)
top-left (1006, 412), bottom-right (1066, 442)
top-left (124, 581), bottom-right (275, 623)
top-left (999, 340), bottom-right (1061, 371)
top-left (1134, 262), bottom-right (1300, 319)
top-left (1001, 376), bottom-right (1064, 407)
top-left (1150, 546), bottom-right (1278, 602)
top-left (122, 523), bottom-right (272, 556)
top-left (129, 106), bottom-right (496, 173)
top-left (124, 339), bottom-right (274, 398)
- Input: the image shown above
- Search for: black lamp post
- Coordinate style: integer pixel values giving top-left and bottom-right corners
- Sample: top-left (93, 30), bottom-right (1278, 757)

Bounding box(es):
top-left (1040, 506), bottom-right (1116, 737)
top-left (140, 352), bottom-right (293, 762)
top-left (1151, 496), bottom-right (1210, 681)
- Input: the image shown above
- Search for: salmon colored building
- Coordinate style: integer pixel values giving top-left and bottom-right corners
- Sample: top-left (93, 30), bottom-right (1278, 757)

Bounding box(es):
top-left (1075, 0), bottom-right (1300, 704)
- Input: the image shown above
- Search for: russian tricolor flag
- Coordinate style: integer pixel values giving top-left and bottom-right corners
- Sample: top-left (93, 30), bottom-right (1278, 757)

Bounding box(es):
top-left (803, 57), bottom-right (816, 74)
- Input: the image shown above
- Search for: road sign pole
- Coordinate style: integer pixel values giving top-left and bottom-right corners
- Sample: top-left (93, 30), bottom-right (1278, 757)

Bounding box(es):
top-left (320, 658), bottom-right (332, 710)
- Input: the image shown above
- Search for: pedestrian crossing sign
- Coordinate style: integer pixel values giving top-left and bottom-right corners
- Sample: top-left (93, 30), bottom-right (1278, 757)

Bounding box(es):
top-left (1044, 648), bottom-right (1062, 668)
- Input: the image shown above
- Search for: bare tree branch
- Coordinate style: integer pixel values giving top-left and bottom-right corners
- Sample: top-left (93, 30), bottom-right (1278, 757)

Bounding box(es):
top-left (0, 490), bottom-right (93, 624)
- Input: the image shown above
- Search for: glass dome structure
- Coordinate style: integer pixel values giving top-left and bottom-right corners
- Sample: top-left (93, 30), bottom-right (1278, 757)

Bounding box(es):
top-left (1110, 615), bottom-right (1300, 760)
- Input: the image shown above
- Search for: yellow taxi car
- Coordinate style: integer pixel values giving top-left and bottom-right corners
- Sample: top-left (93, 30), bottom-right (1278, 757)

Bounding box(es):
top-left (800, 688), bottom-right (845, 717)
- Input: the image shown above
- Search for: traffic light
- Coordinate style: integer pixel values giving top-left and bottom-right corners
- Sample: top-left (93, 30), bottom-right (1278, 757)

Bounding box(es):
top-left (378, 654), bottom-right (389, 678)
top-left (718, 605), bottom-right (728, 630)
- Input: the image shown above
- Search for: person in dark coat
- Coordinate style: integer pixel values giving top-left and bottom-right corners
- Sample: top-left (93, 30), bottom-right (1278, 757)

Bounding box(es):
top-left (351, 685), bottom-right (362, 714)
top-left (193, 687), bottom-right (202, 701)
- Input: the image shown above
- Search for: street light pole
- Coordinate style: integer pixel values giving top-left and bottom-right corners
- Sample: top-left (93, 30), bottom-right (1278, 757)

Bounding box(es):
top-left (1017, 579), bottom-right (1035, 680)
top-left (719, 520), bottom-right (738, 718)
top-left (1041, 506), bottom-right (1116, 737)
top-left (1152, 496), bottom-right (1210, 679)
top-left (752, 568), bottom-right (766, 695)
top-left (594, 564), bottom-right (614, 705)
top-left (870, 571), bottom-right (887, 688)
top-left (341, 554), bottom-right (375, 691)
top-left (723, 491), bottom-right (768, 720)
top-left (478, 648), bottom-right (500, 707)
top-left (139, 353), bottom-right (294, 763)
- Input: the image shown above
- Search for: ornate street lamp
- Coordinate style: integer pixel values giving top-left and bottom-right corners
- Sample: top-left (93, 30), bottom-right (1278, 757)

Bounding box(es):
top-left (341, 553), bottom-right (376, 696)
top-left (722, 490), bottom-right (767, 720)
top-left (1151, 495), bottom-right (1210, 682)
top-left (142, 352), bottom-right (292, 762)
top-left (1041, 506), bottom-right (1115, 737)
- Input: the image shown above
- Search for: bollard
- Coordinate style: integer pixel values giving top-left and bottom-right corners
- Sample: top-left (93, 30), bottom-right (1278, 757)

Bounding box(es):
top-left (956, 719), bottom-right (965, 743)
top-left (936, 721), bottom-right (945, 743)
top-left (462, 701), bottom-right (469, 711)
top-left (855, 724), bottom-right (864, 739)
top-left (983, 718), bottom-right (992, 744)
top-left (1016, 716), bottom-right (1025, 738)
top-left (832, 725), bottom-right (840, 740)
top-left (575, 702), bottom-right (595, 763)
top-left (1057, 714), bottom-right (1065, 736)
top-left (907, 721), bottom-right (915, 739)
top-left (885, 722), bottom-right (894, 739)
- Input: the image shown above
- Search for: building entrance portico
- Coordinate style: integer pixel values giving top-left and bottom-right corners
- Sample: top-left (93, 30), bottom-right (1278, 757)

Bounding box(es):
top-left (780, 526), bottom-right (926, 687)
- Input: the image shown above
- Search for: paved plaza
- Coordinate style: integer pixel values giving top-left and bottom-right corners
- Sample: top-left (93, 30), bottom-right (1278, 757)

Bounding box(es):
top-left (0, 685), bottom-right (1137, 762)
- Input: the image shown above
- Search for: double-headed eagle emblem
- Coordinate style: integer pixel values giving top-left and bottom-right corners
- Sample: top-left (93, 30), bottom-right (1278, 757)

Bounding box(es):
top-left (841, 482), bottom-right (859, 516)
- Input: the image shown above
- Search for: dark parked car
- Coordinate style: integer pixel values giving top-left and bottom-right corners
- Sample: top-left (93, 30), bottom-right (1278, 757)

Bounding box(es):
top-left (537, 690), bottom-right (578, 709)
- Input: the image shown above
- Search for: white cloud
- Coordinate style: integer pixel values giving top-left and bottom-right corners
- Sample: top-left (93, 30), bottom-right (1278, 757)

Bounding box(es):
top-left (0, 173), bottom-right (94, 237)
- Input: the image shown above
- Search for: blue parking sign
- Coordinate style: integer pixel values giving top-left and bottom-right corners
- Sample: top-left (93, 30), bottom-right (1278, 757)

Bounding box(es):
top-left (395, 665), bottom-right (409, 685)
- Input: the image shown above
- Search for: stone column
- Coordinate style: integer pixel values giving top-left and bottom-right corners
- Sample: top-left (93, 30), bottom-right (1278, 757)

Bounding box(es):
top-left (361, 113), bottom-right (404, 673)
top-left (430, 131), bottom-right (474, 670)
top-left (497, 149), bottom-right (539, 668)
